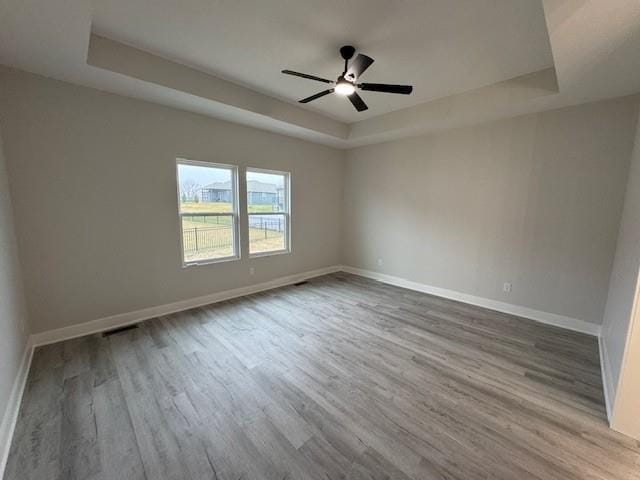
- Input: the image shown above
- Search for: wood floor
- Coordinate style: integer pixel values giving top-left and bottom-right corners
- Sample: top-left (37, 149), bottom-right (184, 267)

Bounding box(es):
top-left (4, 273), bottom-right (640, 480)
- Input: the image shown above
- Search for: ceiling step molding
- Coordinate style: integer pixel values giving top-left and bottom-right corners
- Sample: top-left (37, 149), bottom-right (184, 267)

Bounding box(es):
top-left (87, 34), bottom-right (351, 148)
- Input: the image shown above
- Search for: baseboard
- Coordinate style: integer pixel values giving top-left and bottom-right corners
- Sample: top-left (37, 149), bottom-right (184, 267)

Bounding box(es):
top-left (30, 265), bottom-right (341, 347)
top-left (29, 263), bottom-right (602, 347)
top-left (598, 335), bottom-right (615, 423)
top-left (340, 265), bottom-right (601, 337)
top-left (0, 341), bottom-right (34, 478)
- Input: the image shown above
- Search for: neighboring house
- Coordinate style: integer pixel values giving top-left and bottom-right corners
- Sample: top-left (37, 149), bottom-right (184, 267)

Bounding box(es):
top-left (200, 181), bottom-right (233, 203)
top-left (200, 180), bottom-right (285, 207)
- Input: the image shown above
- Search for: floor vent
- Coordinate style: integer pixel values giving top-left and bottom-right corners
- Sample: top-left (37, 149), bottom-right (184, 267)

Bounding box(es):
top-left (294, 281), bottom-right (309, 286)
top-left (102, 324), bottom-right (139, 337)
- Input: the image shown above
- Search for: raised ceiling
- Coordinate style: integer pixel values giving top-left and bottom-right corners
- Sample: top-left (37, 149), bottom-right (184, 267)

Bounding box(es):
top-left (1, 1), bottom-right (640, 148)
top-left (92, 0), bottom-right (554, 123)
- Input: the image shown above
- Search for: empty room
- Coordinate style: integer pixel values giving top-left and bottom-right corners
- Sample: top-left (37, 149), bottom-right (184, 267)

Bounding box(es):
top-left (2, 1), bottom-right (640, 479)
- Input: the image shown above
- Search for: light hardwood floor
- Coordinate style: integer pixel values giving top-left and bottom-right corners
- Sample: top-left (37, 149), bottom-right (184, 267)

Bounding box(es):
top-left (4, 273), bottom-right (640, 479)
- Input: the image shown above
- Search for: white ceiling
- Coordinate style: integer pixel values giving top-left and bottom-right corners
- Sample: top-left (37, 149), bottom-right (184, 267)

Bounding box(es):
top-left (91, 0), bottom-right (554, 123)
top-left (1, 1), bottom-right (640, 148)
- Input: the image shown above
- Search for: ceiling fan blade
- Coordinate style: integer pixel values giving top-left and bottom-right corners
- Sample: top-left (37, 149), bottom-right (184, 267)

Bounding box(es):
top-left (348, 91), bottom-right (368, 112)
top-left (359, 83), bottom-right (413, 94)
top-left (345, 54), bottom-right (374, 80)
top-left (282, 70), bottom-right (334, 84)
top-left (299, 89), bottom-right (334, 103)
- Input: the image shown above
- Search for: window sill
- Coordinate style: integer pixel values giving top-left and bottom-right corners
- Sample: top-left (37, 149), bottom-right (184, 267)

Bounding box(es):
top-left (249, 249), bottom-right (291, 259)
top-left (182, 255), bottom-right (240, 268)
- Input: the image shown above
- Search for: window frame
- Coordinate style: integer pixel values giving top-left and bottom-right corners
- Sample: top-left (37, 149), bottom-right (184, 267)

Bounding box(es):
top-left (246, 167), bottom-right (291, 258)
top-left (176, 158), bottom-right (240, 267)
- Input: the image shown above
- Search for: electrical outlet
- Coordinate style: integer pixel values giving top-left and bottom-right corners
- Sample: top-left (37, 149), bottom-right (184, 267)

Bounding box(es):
top-left (503, 282), bottom-right (512, 293)
top-left (377, 258), bottom-right (383, 266)
top-left (249, 267), bottom-right (255, 276)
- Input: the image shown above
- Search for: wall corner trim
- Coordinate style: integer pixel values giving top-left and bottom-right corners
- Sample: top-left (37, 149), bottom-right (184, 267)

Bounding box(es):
top-left (598, 335), bottom-right (614, 423)
top-left (0, 341), bottom-right (34, 479)
top-left (340, 265), bottom-right (602, 337)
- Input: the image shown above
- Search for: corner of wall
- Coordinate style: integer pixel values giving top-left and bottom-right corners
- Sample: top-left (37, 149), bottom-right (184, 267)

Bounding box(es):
top-left (598, 334), bottom-right (615, 422)
top-left (0, 124), bottom-right (33, 479)
top-left (338, 147), bottom-right (350, 266)
top-left (599, 101), bottom-right (640, 416)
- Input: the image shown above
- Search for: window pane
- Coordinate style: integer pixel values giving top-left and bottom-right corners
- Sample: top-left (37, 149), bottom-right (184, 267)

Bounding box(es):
top-left (178, 163), bottom-right (233, 214)
top-left (182, 215), bottom-right (235, 262)
top-left (249, 214), bottom-right (286, 254)
top-left (246, 169), bottom-right (289, 256)
top-left (177, 161), bottom-right (237, 264)
top-left (246, 171), bottom-right (286, 214)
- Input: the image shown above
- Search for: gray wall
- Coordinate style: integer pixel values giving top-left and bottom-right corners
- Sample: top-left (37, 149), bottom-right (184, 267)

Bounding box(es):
top-left (602, 111), bottom-right (640, 404)
top-left (343, 97), bottom-right (639, 325)
top-left (0, 67), bottom-right (344, 334)
top-left (0, 131), bottom-right (29, 449)
top-left (2, 64), bottom-right (639, 341)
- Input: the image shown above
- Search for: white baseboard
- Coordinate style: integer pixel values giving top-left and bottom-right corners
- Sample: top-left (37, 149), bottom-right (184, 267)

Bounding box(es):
top-left (340, 265), bottom-right (601, 337)
top-left (30, 265), bottom-right (341, 347)
top-left (30, 263), bottom-right (602, 347)
top-left (0, 341), bottom-right (34, 478)
top-left (598, 335), bottom-right (615, 423)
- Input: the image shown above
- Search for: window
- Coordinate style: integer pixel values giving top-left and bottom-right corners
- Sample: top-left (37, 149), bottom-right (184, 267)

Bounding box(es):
top-left (176, 159), bottom-right (239, 265)
top-left (246, 168), bottom-right (290, 256)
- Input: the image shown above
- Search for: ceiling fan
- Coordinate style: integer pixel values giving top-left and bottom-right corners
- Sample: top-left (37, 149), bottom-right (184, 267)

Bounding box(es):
top-left (282, 45), bottom-right (413, 112)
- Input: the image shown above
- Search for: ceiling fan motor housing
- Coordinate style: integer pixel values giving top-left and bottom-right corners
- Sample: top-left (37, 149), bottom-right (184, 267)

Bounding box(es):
top-left (340, 45), bottom-right (356, 60)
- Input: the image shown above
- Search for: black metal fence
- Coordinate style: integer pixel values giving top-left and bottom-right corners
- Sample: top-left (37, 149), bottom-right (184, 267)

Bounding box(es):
top-left (183, 225), bottom-right (232, 253)
top-left (183, 216), bottom-right (286, 254)
top-left (182, 215), bottom-right (231, 226)
top-left (247, 215), bottom-right (285, 233)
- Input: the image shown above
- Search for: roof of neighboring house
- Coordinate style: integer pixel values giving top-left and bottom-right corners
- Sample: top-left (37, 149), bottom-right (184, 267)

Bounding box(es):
top-left (201, 180), bottom-right (280, 194)
top-left (200, 181), bottom-right (231, 191)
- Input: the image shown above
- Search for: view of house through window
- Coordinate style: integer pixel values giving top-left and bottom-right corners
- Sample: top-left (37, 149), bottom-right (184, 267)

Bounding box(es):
top-left (177, 160), bottom-right (238, 264)
top-left (247, 168), bottom-right (290, 255)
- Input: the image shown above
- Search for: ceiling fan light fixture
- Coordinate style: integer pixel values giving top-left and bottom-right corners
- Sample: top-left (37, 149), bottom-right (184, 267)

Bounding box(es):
top-left (282, 46), bottom-right (413, 111)
top-left (335, 79), bottom-right (356, 96)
